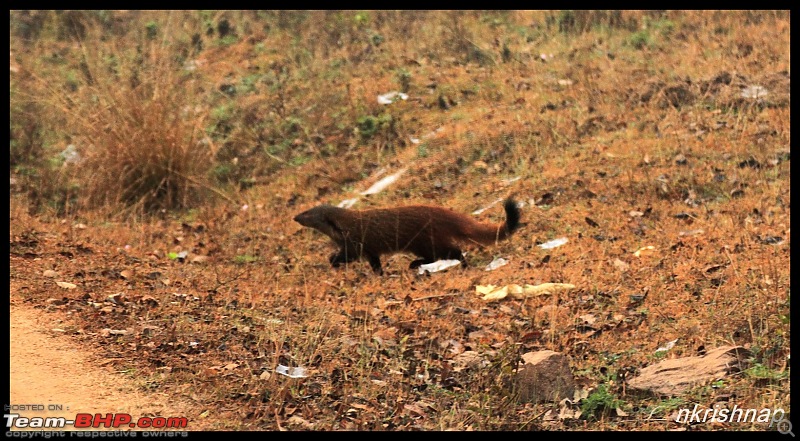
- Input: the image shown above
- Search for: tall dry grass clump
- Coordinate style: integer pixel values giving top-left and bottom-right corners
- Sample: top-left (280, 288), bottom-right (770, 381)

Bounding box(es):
top-left (33, 16), bottom-right (215, 215)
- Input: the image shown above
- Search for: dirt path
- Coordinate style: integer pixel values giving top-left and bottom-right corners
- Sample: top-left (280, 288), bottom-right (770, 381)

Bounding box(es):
top-left (9, 296), bottom-right (212, 431)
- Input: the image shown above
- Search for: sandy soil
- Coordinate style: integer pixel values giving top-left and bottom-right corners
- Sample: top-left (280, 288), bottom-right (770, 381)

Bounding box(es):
top-left (9, 295), bottom-right (211, 431)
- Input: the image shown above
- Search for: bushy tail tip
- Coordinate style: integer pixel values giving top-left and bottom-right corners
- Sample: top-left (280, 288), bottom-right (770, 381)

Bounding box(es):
top-left (503, 198), bottom-right (521, 235)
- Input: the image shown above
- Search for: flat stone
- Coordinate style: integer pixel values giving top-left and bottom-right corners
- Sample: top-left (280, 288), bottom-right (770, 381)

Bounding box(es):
top-left (627, 346), bottom-right (751, 396)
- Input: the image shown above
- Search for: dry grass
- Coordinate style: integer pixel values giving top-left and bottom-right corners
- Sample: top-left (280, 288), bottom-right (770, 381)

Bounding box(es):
top-left (10, 10), bottom-right (790, 431)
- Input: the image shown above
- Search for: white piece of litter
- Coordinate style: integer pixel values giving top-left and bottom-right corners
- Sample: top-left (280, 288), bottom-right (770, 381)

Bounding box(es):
top-left (377, 91), bottom-right (409, 105)
top-left (276, 365), bottom-right (308, 378)
top-left (472, 198), bottom-right (504, 215)
top-left (338, 198), bottom-right (359, 209)
top-left (360, 168), bottom-right (407, 196)
top-left (538, 237), bottom-right (568, 249)
top-left (485, 257), bottom-right (508, 271)
top-left (417, 259), bottom-right (461, 274)
top-left (655, 339), bottom-right (678, 353)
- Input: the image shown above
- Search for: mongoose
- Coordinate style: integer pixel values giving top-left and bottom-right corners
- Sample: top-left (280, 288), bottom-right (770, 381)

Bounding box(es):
top-left (293, 198), bottom-right (520, 274)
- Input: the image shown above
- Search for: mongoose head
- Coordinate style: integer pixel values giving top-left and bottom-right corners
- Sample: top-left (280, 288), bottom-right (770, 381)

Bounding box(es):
top-left (294, 205), bottom-right (346, 244)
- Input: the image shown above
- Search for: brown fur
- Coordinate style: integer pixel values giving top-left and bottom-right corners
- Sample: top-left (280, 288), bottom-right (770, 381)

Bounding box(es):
top-left (293, 198), bottom-right (521, 274)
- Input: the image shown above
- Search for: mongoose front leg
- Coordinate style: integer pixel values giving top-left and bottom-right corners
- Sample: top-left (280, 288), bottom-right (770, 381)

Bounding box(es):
top-left (366, 254), bottom-right (383, 274)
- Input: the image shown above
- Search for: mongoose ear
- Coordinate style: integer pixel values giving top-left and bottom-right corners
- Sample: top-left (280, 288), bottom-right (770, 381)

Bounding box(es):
top-left (324, 216), bottom-right (343, 234)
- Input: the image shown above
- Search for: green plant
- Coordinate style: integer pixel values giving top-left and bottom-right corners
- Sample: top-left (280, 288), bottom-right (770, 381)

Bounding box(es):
top-left (10, 96), bottom-right (47, 168)
top-left (353, 11), bottom-right (369, 27)
top-left (370, 32), bottom-right (384, 47)
top-left (239, 74), bottom-right (262, 94)
top-left (629, 30), bottom-right (652, 49)
top-left (234, 255), bottom-right (259, 264)
top-left (212, 163), bottom-right (235, 183)
top-left (744, 364), bottom-right (789, 381)
top-left (779, 296), bottom-right (790, 324)
top-left (355, 114), bottom-right (393, 142)
top-left (417, 144), bottom-right (429, 158)
top-left (651, 18), bottom-right (675, 37)
top-left (395, 68), bottom-right (412, 93)
top-left (208, 104), bottom-right (235, 138)
top-left (145, 21), bottom-right (158, 39)
top-left (643, 397), bottom-right (687, 417)
top-left (581, 384), bottom-right (622, 419)
top-left (217, 34), bottom-right (238, 46)
top-left (289, 154), bottom-right (311, 167)
top-left (501, 43), bottom-right (512, 63)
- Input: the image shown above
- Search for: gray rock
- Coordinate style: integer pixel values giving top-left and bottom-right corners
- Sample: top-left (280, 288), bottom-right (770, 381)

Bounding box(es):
top-left (515, 350), bottom-right (576, 403)
top-left (628, 346), bottom-right (751, 396)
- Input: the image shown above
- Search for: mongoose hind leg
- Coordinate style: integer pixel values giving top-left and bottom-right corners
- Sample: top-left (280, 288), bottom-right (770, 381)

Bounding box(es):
top-left (447, 249), bottom-right (466, 264)
top-left (409, 258), bottom-right (434, 269)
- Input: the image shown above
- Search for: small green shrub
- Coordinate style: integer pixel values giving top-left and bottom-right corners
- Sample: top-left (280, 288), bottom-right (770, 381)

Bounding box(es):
top-left (395, 69), bottom-right (412, 93)
top-left (581, 384), bottom-right (622, 419)
top-left (745, 363), bottom-right (789, 381)
top-left (629, 30), bottom-right (652, 49)
top-left (356, 114), bottom-right (393, 142)
top-left (145, 21), bottom-right (158, 39)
